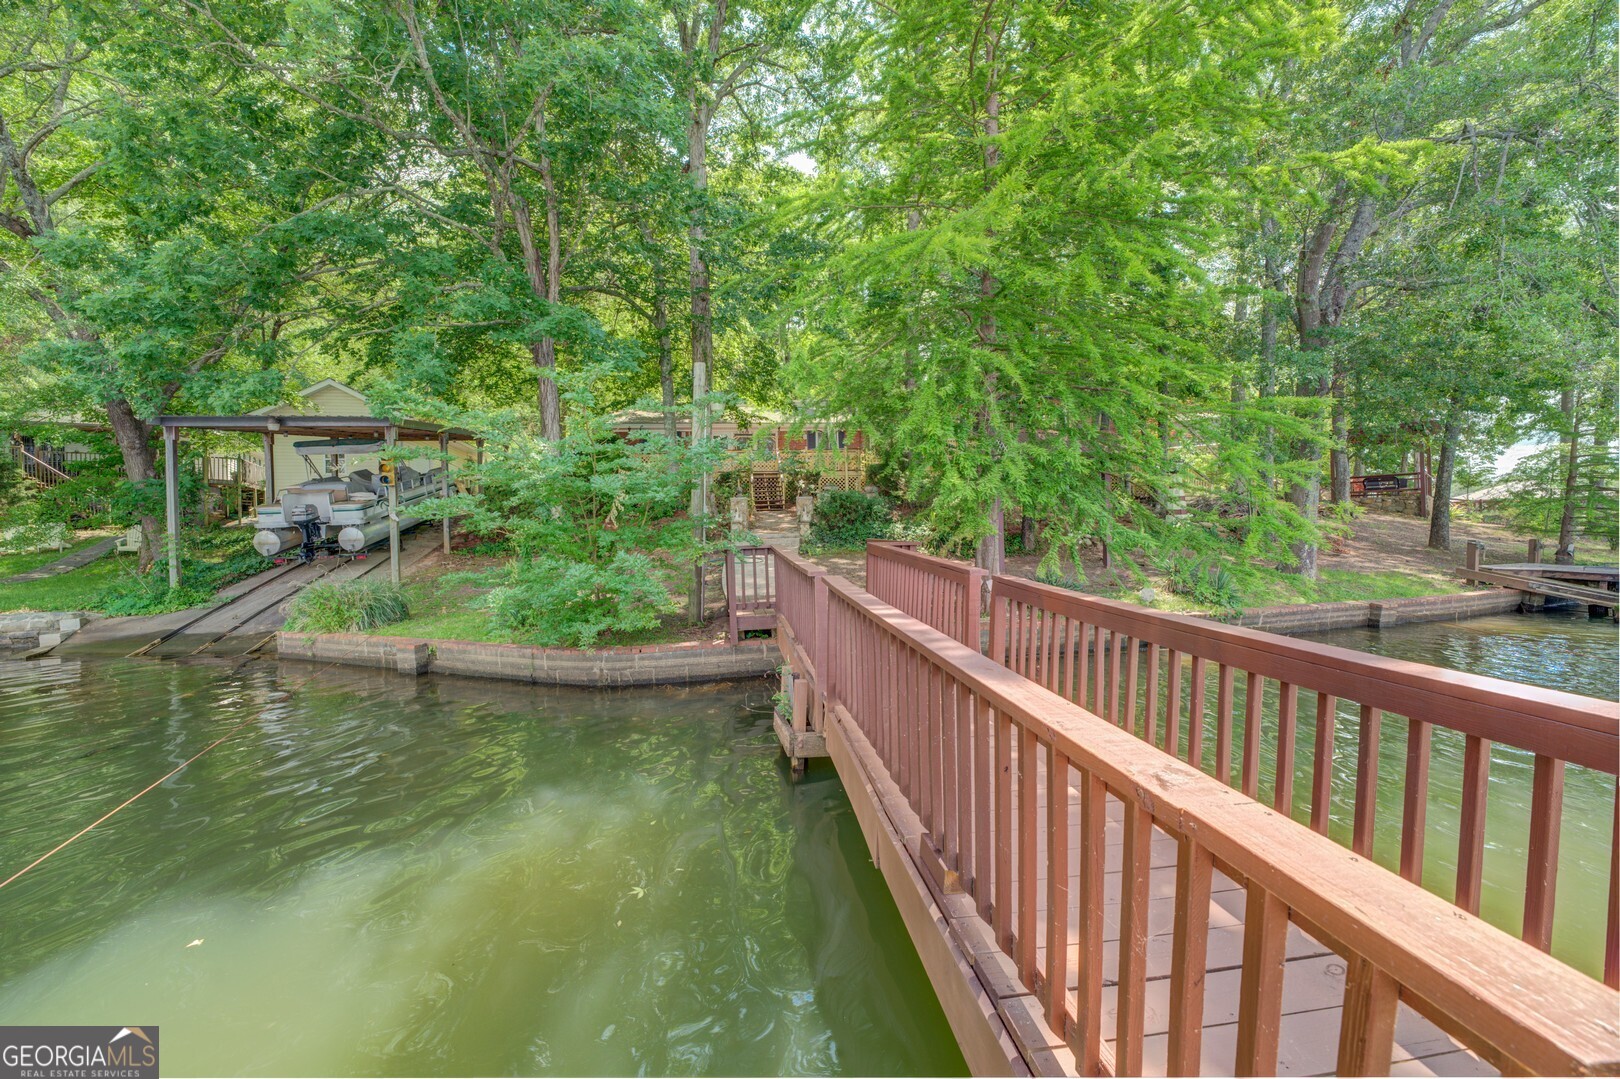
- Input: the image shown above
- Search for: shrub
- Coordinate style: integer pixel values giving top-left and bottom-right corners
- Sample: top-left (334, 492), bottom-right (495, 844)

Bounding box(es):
top-left (284, 579), bottom-right (410, 634)
top-left (481, 552), bottom-right (677, 647)
top-left (95, 527), bottom-right (265, 615)
top-left (805, 489), bottom-right (893, 551)
top-left (1161, 553), bottom-right (1240, 612)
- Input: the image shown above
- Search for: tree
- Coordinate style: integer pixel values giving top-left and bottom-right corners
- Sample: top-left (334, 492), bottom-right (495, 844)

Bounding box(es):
top-left (792, 0), bottom-right (1330, 577)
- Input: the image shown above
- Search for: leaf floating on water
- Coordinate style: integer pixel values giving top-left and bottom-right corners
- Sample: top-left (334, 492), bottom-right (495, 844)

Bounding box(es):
top-left (628, 886), bottom-right (645, 899)
top-left (186, 939), bottom-right (204, 948)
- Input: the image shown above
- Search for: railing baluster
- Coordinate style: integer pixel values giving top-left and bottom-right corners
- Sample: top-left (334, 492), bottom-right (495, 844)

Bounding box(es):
top-left (1144, 644), bottom-right (1159, 745)
top-left (1456, 733), bottom-right (1491, 914)
top-left (1123, 635), bottom-right (1140, 735)
top-left (1045, 744), bottom-right (1070, 1035)
top-left (1607, 783), bottom-right (1618, 989)
top-left (1063, 615), bottom-right (1078, 702)
top-left (1117, 798), bottom-right (1152, 1076)
top-left (1045, 608), bottom-right (1060, 692)
top-left (1275, 682), bottom-right (1297, 815)
top-left (1242, 672), bottom-right (1263, 798)
top-left (1165, 649), bottom-right (1183, 758)
top-left (974, 695), bottom-right (993, 922)
top-left (1077, 623), bottom-right (1092, 713)
top-left (994, 709), bottom-right (1014, 952)
top-left (1167, 838), bottom-right (1214, 1077)
top-left (1311, 692), bottom-right (1336, 835)
top-left (1216, 664), bottom-right (1235, 787)
top-left (1401, 718), bottom-right (1433, 884)
top-left (1234, 885), bottom-right (1287, 1076)
top-left (1017, 727), bottom-right (1039, 984)
top-left (1335, 955), bottom-right (1399, 1075)
top-left (1071, 772), bottom-right (1106, 1076)
top-left (1108, 629), bottom-right (1124, 725)
top-left (1524, 753), bottom-right (1565, 951)
top-left (1353, 705), bottom-right (1382, 858)
top-left (1187, 656), bottom-right (1207, 769)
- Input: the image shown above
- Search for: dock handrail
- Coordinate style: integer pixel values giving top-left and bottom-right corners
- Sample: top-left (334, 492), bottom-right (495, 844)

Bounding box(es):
top-left (865, 540), bottom-right (986, 650)
top-left (815, 571), bottom-right (1620, 1076)
top-left (773, 547), bottom-right (827, 678)
top-left (723, 545), bottom-right (777, 645)
top-left (986, 573), bottom-right (1620, 981)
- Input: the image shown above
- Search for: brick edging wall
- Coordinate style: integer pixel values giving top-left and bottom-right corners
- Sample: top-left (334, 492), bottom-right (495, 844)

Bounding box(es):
top-left (1226, 589), bottom-right (1523, 634)
top-left (274, 631), bottom-right (779, 686)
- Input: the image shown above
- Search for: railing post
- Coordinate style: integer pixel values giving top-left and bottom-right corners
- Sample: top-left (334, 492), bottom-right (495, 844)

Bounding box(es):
top-left (813, 572), bottom-right (829, 687)
top-left (967, 566), bottom-right (987, 652)
top-left (724, 548), bottom-right (738, 645)
top-left (1465, 539), bottom-right (1483, 571)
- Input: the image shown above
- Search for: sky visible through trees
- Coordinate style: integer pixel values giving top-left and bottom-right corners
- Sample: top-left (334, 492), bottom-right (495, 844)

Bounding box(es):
top-left (1, 0), bottom-right (1614, 582)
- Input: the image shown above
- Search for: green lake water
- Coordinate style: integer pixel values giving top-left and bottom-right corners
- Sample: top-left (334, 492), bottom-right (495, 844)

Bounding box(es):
top-left (0, 659), bottom-right (966, 1077)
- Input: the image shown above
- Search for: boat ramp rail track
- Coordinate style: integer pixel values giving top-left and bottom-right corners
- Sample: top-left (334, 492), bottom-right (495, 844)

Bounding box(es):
top-left (768, 543), bottom-right (1619, 1077)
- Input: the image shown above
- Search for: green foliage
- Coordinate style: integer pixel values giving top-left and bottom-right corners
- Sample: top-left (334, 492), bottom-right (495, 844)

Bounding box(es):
top-left (95, 528), bottom-right (263, 616)
top-left (393, 368), bottom-right (733, 647)
top-left (805, 490), bottom-right (893, 552)
top-left (1158, 554), bottom-right (1242, 613)
top-left (284, 580), bottom-right (410, 634)
top-left (481, 553), bottom-right (678, 647)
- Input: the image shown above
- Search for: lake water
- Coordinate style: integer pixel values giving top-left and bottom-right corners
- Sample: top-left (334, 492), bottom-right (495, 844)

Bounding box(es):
top-left (0, 659), bottom-right (966, 1077)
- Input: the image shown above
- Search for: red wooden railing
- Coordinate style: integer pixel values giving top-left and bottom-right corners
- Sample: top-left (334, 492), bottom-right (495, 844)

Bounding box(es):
top-left (773, 547), bottom-right (827, 678)
top-left (724, 545), bottom-right (777, 645)
top-left (986, 574), bottom-right (1620, 985)
top-left (808, 572), bottom-right (1619, 1076)
top-left (865, 540), bottom-right (987, 650)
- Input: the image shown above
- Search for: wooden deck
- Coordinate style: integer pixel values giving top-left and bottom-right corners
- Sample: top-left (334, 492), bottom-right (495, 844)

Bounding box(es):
top-left (1044, 796), bottom-right (1489, 1076)
top-left (771, 542), bottom-right (1619, 1077)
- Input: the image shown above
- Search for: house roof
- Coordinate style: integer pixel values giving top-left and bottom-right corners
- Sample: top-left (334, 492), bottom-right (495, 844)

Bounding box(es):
top-left (248, 378), bottom-right (369, 416)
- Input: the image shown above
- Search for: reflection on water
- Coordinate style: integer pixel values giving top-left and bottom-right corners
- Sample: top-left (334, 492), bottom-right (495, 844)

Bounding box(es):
top-left (0, 659), bottom-right (966, 1077)
top-left (1301, 608), bottom-right (1617, 978)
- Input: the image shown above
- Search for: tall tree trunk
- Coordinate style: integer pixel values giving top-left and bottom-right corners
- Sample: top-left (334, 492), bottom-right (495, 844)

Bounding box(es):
top-left (1427, 411), bottom-right (1461, 550)
top-left (972, 40), bottom-right (1004, 578)
top-left (106, 399), bottom-right (162, 572)
top-left (685, 90), bottom-right (715, 621)
top-left (656, 294), bottom-right (676, 440)
top-left (511, 193), bottom-right (564, 441)
top-left (1556, 387), bottom-right (1579, 564)
top-left (1329, 368), bottom-right (1350, 504)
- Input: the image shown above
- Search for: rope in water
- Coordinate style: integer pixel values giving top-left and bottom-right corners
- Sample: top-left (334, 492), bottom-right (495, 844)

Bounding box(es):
top-left (0, 646), bottom-right (378, 890)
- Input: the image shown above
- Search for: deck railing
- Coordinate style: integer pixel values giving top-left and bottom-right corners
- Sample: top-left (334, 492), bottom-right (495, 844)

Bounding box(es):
top-left (986, 573), bottom-right (1620, 984)
top-left (865, 540), bottom-right (986, 650)
top-left (723, 545), bottom-right (777, 645)
top-left (807, 570), bottom-right (1620, 1076)
top-left (773, 548), bottom-right (827, 677)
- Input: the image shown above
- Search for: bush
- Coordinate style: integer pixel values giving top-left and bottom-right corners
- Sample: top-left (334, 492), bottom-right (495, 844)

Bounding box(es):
top-left (805, 489), bottom-right (893, 551)
top-left (1161, 553), bottom-right (1240, 612)
top-left (481, 552), bottom-right (677, 647)
top-left (284, 579), bottom-right (410, 634)
top-left (95, 527), bottom-right (265, 615)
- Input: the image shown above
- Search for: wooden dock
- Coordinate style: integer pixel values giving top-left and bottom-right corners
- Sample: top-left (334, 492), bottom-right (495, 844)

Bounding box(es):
top-left (748, 542), bottom-right (1620, 1077)
top-left (1457, 541), bottom-right (1618, 614)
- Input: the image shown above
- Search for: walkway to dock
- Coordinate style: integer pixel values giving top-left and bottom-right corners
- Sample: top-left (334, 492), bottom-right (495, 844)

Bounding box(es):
top-left (742, 543), bottom-right (1620, 1077)
top-left (0, 535), bottom-right (118, 584)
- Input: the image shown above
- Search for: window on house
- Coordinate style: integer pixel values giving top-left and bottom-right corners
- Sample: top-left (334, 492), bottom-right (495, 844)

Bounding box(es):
top-left (836, 430), bottom-right (848, 449)
top-left (805, 431), bottom-right (819, 450)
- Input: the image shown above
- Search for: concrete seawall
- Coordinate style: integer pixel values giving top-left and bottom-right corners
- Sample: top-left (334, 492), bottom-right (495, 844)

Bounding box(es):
top-left (275, 632), bottom-right (779, 686)
top-left (1226, 588), bottom-right (1525, 634)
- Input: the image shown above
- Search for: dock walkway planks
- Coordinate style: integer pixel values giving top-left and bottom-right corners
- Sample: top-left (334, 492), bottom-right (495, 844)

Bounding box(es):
top-left (1019, 787), bottom-right (1492, 1077)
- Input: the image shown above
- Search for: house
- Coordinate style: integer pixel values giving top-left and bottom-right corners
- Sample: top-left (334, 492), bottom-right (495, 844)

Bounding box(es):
top-left (606, 408), bottom-right (871, 508)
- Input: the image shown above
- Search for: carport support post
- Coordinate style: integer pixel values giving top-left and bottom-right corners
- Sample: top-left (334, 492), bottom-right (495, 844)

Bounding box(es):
top-left (386, 425), bottom-right (401, 585)
top-left (261, 431), bottom-right (276, 504)
top-left (439, 431), bottom-right (451, 555)
top-left (163, 425), bottom-right (182, 588)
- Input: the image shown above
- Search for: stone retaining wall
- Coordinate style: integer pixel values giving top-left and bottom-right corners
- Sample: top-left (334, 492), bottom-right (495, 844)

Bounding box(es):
top-left (275, 631), bottom-right (779, 686)
top-left (1228, 589), bottom-right (1523, 634)
top-left (0, 611), bottom-right (85, 651)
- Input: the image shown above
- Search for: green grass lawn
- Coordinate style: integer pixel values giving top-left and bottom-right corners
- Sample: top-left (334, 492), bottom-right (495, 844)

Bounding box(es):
top-left (1237, 566), bottom-right (1461, 608)
top-left (0, 557), bottom-right (135, 612)
top-left (0, 535), bottom-right (109, 579)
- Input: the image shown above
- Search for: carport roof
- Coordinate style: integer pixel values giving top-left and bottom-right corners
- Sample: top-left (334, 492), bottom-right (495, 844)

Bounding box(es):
top-left (156, 415), bottom-right (478, 442)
